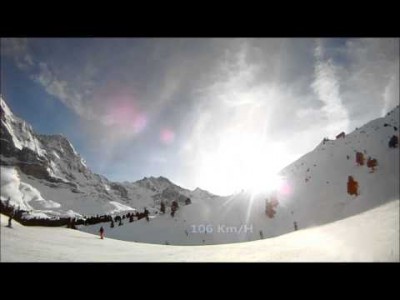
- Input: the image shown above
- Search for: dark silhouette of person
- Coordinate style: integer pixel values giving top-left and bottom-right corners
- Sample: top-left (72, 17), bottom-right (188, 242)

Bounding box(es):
top-left (389, 135), bottom-right (398, 148)
top-left (7, 215), bottom-right (12, 228)
top-left (171, 201), bottom-right (178, 217)
top-left (99, 226), bottom-right (105, 239)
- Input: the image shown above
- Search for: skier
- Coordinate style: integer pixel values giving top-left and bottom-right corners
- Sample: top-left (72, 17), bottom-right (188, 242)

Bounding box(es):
top-left (389, 135), bottom-right (398, 148)
top-left (99, 226), bottom-right (105, 239)
top-left (7, 214), bottom-right (12, 228)
top-left (170, 201), bottom-right (178, 218)
top-left (160, 201), bottom-right (166, 214)
top-left (355, 152), bottom-right (365, 166)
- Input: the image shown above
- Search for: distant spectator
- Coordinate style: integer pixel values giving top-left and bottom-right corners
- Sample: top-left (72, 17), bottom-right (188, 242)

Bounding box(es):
top-left (160, 201), bottom-right (166, 214)
top-left (171, 201), bottom-right (179, 217)
top-left (7, 214), bottom-right (13, 228)
top-left (367, 157), bottom-right (378, 172)
top-left (389, 135), bottom-right (398, 148)
top-left (356, 152), bottom-right (365, 166)
top-left (99, 226), bottom-right (105, 239)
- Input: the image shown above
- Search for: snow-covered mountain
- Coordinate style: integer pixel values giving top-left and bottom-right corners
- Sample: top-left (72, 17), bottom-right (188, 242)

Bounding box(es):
top-left (1, 95), bottom-right (398, 246)
top-left (0, 96), bottom-right (211, 219)
top-left (276, 109), bottom-right (399, 230)
top-left (80, 104), bottom-right (399, 245)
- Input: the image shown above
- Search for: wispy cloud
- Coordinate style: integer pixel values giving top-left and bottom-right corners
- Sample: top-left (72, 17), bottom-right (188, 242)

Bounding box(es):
top-left (382, 73), bottom-right (399, 117)
top-left (337, 38), bottom-right (399, 123)
top-left (31, 62), bottom-right (95, 120)
top-left (311, 39), bottom-right (350, 136)
top-left (1, 38), bottom-right (34, 71)
top-left (2, 38), bottom-right (398, 194)
top-left (2, 39), bottom-right (95, 121)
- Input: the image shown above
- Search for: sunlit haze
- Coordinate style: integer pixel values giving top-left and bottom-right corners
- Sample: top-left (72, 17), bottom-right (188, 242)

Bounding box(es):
top-left (1, 38), bottom-right (398, 195)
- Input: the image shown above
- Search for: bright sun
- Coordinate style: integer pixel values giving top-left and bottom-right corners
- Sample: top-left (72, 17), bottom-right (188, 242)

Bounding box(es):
top-left (196, 132), bottom-right (289, 196)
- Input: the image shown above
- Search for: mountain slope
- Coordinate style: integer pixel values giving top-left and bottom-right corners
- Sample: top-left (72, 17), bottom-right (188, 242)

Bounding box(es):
top-left (276, 106), bottom-right (399, 229)
top-left (1, 95), bottom-right (398, 246)
top-left (1, 96), bottom-right (136, 217)
top-left (0, 96), bottom-right (216, 219)
top-left (2, 200), bottom-right (398, 262)
top-left (80, 105), bottom-right (399, 245)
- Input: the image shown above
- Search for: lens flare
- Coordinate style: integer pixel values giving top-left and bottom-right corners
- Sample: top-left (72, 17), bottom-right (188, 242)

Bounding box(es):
top-left (133, 114), bottom-right (148, 134)
top-left (103, 95), bottom-right (148, 138)
top-left (277, 179), bottom-right (293, 197)
top-left (160, 128), bottom-right (175, 144)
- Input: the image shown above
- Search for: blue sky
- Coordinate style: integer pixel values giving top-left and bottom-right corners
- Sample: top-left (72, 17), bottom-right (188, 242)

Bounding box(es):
top-left (1, 38), bottom-right (399, 195)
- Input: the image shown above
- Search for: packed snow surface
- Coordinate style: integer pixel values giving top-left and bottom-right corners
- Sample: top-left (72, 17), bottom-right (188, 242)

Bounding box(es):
top-left (1, 200), bottom-right (398, 262)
